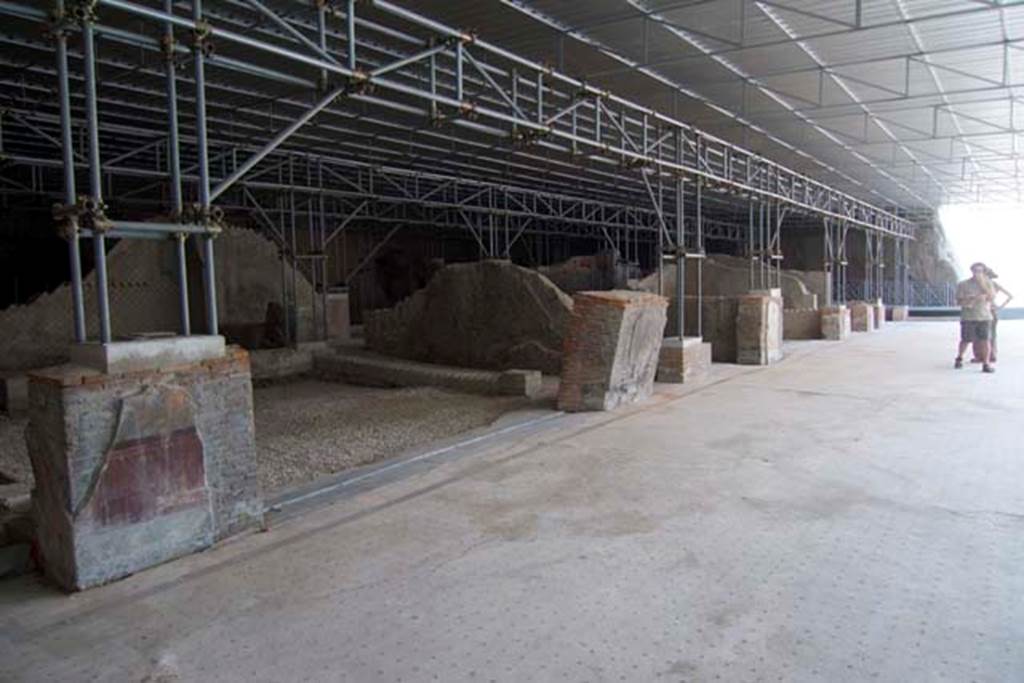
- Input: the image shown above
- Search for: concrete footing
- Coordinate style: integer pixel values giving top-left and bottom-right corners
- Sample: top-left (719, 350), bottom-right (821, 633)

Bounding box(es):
top-left (736, 289), bottom-right (783, 365)
top-left (821, 306), bottom-right (852, 341)
top-left (558, 291), bottom-right (668, 412)
top-left (26, 344), bottom-right (262, 591)
top-left (656, 336), bottom-right (712, 383)
top-left (69, 335), bottom-right (226, 374)
top-left (889, 305), bottom-right (910, 322)
top-left (848, 301), bottom-right (875, 332)
top-left (873, 300), bottom-right (886, 329)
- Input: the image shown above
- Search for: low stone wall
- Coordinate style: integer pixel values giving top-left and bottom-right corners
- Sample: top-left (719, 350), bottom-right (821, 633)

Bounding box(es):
top-left (26, 347), bottom-right (262, 591)
top-left (783, 309), bottom-right (823, 340)
top-left (249, 347), bottom-right (315, 382)
top-left (315, 348), bottom-right (542, 398)
top-left (558, 291), bottom-right (667, 412)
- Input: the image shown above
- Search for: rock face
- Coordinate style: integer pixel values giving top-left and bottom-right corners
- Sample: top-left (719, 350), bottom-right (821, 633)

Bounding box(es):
top-left (557, 291), bottom-right (668, 412)
top-left (364, 260), bottom-right (574, 375)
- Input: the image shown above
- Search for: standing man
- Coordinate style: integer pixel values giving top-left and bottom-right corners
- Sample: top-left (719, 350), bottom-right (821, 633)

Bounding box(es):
top-left (955, 262), bottom-right (995, 373)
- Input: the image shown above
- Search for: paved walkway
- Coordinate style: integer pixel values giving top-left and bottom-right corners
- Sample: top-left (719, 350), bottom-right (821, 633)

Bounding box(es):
top-left (2, 321), bottom-right (1022, 682)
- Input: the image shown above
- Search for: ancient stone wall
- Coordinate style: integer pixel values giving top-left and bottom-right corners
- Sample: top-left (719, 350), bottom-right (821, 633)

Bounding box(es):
top-left (0, 227), bottom-right (311, 371)
top-left (365, 260), bottom-right (573, 375)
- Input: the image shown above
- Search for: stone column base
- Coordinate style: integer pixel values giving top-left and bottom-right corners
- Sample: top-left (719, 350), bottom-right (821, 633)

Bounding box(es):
top-left (736, 289), bottom-right (783, 365)
top-left (656, 336), bottom-right (712, 383)
top-left (872, 300), bottom-right (886, 329)
top-left (888, 305), bottom-right (910, 321)
top-left (820, 306), bottom-right (852, 340)
top-left (26, 344), bottom-right (262, 591)
top-left (848, 301), bottom-right (875, 332)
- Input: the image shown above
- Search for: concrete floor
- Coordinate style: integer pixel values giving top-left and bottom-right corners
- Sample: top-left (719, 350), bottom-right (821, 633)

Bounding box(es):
top-left (2, 321), bottom-right (1023, 682)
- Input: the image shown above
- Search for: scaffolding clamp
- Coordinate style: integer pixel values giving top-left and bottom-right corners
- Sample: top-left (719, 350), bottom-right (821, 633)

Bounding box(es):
top-left (186, 204), bottom-right (225, 235)
top-left (67, 0), bottom-right (98, 25)
top-left (192, 19), bottom-right (214, 57)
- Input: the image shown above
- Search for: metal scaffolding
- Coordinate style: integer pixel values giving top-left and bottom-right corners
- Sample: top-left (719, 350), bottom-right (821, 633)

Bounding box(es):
top-left (0, 0), bottom-right (917, 343)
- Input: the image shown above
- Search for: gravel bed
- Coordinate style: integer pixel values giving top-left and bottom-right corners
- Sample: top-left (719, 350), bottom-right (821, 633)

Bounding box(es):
top-left (254, 380), bottom-right (537, 493)
top-left (0, 415), bottom-right (31, 485)
top-left (0, 380), bottom-right (544, 495)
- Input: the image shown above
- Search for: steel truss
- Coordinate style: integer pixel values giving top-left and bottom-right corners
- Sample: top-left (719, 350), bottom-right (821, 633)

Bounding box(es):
top-left (0, 0), bottom-right (917, 343)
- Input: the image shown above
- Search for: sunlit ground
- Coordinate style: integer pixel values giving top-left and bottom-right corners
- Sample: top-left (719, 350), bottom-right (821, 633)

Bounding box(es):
top-left (939, 203), bottom-right (1024, 313)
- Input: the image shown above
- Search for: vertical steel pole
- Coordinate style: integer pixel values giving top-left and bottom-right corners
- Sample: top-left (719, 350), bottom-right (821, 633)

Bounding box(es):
top-left (455, 42), bottom-right (464, 102)
top-left (193, 0), bottom-right (218, 334)
top-left (56, 0), bottom-right (86, 343)
top-left (82, 17), bottom-right (112, 343)
top-left (674, 130), bottom-right (685, 339)
top-left (346, 0), bottom-right (356, 70)
top-left (165, 0), bottom-right (189, 335)
top-left (316, 2), bottom-right (328, 90)
top-left (696, 176), bottom-right (703, 339)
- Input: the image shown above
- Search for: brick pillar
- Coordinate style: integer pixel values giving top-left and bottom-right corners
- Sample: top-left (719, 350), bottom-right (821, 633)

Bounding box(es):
top-left (736, 289), bottom-right (783, 365)
top-left (26, 346), bottom-right (262, 590)
top-left (557, 291), bottom-right (667, 412)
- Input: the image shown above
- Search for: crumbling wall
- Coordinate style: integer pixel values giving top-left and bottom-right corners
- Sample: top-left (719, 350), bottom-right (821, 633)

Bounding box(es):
top-left (0, 239), bottom-right (180, 372)
top-left (365, 260), bottom-right (573, 375)
top-left (0, 227), bottom-right (311, 371)
top-left (632, 254), bottom-right (818, 310)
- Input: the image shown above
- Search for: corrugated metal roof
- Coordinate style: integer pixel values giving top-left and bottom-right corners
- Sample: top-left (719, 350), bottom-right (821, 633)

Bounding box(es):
top-left (424, 0), bottom-right (1024, 205)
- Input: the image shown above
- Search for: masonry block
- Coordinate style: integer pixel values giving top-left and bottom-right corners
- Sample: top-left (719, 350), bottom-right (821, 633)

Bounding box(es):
top-left (557, 291), bottom-right (668, 412)
top-left (820, 306), bottom-right (852, 341)
top-left (849, 301), bottom-right (875, 332)
top-left (783, 309), bottom-right (823, 340)
top-left (889, 305), bottom-right (910, 322)
top-left (26, 346), bottom-right (262, 591)
top-left (656, 336), bottom-right (712, 384)
top-left (736, 289), bottom-right (783, 365)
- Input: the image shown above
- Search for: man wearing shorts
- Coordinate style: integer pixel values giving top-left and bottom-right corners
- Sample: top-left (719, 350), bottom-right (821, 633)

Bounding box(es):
top-left (955, 262), bottom-right (995, 373)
